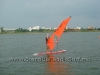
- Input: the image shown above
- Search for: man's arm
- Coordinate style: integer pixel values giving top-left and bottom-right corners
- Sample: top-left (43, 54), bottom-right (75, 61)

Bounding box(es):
top-left (54, 39), bottom-right (59, 43)
top-left (46, 36), bottom-right (50, 39)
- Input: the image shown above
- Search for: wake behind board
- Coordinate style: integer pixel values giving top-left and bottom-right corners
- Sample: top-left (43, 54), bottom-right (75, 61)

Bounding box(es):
top-left (33, 50), bottom-right (66, 56)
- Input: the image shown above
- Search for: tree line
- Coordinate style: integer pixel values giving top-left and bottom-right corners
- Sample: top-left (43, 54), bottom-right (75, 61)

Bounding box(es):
top-left (0, 27), bottom-right (100, 33)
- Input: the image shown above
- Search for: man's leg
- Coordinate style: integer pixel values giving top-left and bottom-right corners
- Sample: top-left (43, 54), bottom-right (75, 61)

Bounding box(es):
top-left (46, 44), bottom-right (49, 52)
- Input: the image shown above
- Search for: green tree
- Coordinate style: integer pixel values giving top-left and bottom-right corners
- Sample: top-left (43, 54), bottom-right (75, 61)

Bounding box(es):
top-left (98, 28), bottom-right (100, 30)
top-left (1, 27), bottom-right (4, 32)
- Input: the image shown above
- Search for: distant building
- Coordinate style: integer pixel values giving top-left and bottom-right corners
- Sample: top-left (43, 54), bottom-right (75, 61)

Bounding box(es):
top-left (4, 28), bottom-right (16, 31)
top-left (41, 27), bottom-right (52, 30)
top-left (76, 27), bottom-right (81, 30)
top-left (54, 28), bottom-right (57, 30)
top-left (88, 26), bottom-right (94, 29)
top-left (48, 27), bottom-right (51, 30)
top-left (66, 27), bottom-right (68, 29)
top-left (32, 26), bottom-right (40, 30)
top-left (46, 27), bottom-right (52, 30)
top-left (28, 27), bottom-right (32, 31)
top-left (28, 26), bottom-right (40, 31)
top-left (41, 27), bottom-right (45, 29)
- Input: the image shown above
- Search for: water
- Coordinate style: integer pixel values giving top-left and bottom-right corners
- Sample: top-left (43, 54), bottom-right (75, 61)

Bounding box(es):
top-left (0, 32), bottom-right (100, 75)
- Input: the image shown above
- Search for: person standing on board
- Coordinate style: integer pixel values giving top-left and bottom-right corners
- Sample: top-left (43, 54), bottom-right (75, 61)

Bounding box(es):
top-left (46, 34), bottom-right (50, 52)
top-left (46, 34), bottom-right (59, 52)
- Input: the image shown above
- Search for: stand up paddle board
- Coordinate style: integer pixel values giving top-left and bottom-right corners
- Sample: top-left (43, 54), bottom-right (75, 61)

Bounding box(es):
top-left (33, 50), bottom-right (66, 56)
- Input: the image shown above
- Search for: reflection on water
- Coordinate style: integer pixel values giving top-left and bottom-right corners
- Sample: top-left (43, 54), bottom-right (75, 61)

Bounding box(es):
top-left (45, 54), bottom-right (71, 75)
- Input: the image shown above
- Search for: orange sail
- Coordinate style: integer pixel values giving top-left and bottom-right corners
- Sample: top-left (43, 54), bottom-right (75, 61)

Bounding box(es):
top-left (54, 16), bottom-right (71, 39)
top-left (47, 16), bottom-right (71, 50)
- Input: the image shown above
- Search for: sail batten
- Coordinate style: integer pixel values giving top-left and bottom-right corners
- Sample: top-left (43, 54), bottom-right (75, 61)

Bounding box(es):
top-left (47, 16), bottom-right (71, 50)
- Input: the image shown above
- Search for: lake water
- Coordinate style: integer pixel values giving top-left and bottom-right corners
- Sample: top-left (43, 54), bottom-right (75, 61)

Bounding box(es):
top-left (0, 32), bottom-right (100, 75)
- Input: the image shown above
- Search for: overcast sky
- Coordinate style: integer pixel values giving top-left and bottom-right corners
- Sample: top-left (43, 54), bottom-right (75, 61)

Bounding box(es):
top-left (0, 0), bottom-right (100, 29)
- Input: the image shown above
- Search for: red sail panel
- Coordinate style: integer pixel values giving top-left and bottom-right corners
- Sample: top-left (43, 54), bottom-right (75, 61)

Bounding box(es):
top-left (47, 16), bottom-right (71, 50)
top-left (54, 17), bottom-right (71, 39)
top-left (54, 22), bottom-right (64, 38)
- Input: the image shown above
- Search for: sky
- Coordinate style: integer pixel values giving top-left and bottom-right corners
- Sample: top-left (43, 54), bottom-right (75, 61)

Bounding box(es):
top-left (0, 0), bottom-right (100, 29)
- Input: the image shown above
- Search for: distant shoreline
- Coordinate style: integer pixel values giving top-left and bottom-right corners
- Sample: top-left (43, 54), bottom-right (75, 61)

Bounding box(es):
top-left (0, 31), bottom-right (100, 34)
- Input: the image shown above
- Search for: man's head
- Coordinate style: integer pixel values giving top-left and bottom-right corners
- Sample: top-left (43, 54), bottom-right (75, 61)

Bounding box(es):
top-left (46, 34), bottom-right (49, 37)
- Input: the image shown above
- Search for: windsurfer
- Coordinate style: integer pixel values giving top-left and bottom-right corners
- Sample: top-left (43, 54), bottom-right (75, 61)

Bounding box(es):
top-left (46, 34), bottom-right (50, 51)
top-left (46, 34), bottom-right (59, 52)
